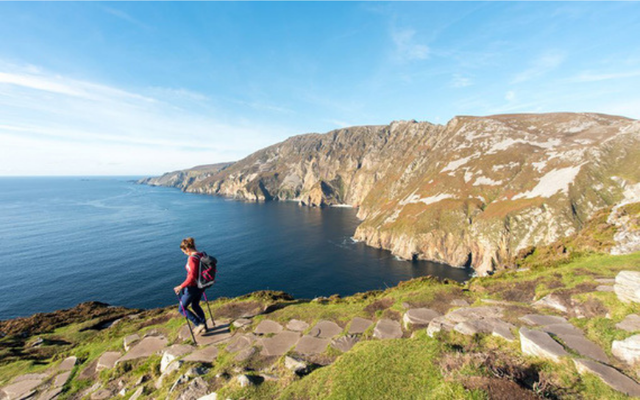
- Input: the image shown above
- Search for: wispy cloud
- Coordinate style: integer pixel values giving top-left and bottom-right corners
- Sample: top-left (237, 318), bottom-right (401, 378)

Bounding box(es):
top-left (391, 27), bottom-right (429, 62)
top-left (511, 51), bottom-right (565, 84)
top-left (567, 70), bottom-right (640, 83)
top-left (101, 6), bottom-right (152, 31)
top-left (0, 62), bottom-right (290, 175)
top-left (451, 74), bottom-right (472, 88)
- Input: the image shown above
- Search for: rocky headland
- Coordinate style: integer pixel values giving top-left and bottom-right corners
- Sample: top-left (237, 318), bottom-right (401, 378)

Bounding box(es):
top-left (140, 113), bottom-right (640, 276)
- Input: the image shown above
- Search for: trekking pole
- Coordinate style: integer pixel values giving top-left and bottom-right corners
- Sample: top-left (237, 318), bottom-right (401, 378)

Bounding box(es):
top-left (202, 290), bottom-right (216, 328)
top-left (177, 292), bottom-right (197, 345)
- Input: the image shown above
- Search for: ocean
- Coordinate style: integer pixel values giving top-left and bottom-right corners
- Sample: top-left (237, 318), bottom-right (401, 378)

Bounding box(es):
top-left (0, 177), bottom-right (472, 320)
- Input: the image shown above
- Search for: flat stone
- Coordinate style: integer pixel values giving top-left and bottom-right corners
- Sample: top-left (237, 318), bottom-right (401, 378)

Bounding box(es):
top-left (480, 299), bottom-right (512, 306)
top-left (96, 351), bottom-right (122, 371)
top-left (492, 322), bottom-right (516, 342)
top-left (616, 314), bottom-right (640, 332)
top-left (427, 316), bottom-right (455, 337)
top-left (0, 379), bottom-right (43, 400)
top-left (373, 319), bottom-right (403, 340)
top-left (232, 318), bottom-right (252, 328)
top-left (91, 389), bottom-right (113, 400)
top-left (403, 308), bottom-right (441, 328)
top-left (198, 394), bottom-right (217, 400)
top-left (541, 323), bottom-right (583, 337)
top-left (38, 387), bottom-right (63, 400)
top-left (12, 374), bottom-right (49, 383)
top-left (192, 324), bottom-right (234, 346)
top-left (308, 320), bottom-right (343, 338)
top-left (129, 387), bottom-right (144, 400)
top-left (53, 371), bottom-right (71, 388)
top-left (117, 336), bottom-right (168, 364)
top-left (519, 314), bottom-right (568, 326)
top-left (57, 356), bottom-right (77, 372)
top-left (454, 319), bottom-right (493, 336)
top-left (612, 334), bottom-right (640, 365)
top-left (161, 344), bottom-right (195, 373)
top-left (574, 358), bottom-right (640, 397)
top-left (254, 320), bottom-right (283, 335)
top-left (235, 346), bottom-right (257, 362)
top-left (595, 278), bottom-right (616, 284)
top-left (123, 334), bottom-right (141, 351)
top-left (348, 317), bottom-right (373, 335)
top-left (450, 299), bottom-right (469, 307)
top-left (259, 331), bottom-right (301, 356)
top-left (331, 335), bottom-right (360, 352)
top-left (520, 327), bottom-right (569, 363)
top-left (445, 307), bottom-right (504, 323)
top-left (556, 334), bottom-right (609, 363)
top-left (596, 285), bottom-right (614, 292)
top-left (286, 319), bottom-right (310, 332)
top-left (534, 294), bottom-right (569, 313)
top-left (295, 335), bottom-right (330, 355)
top-left (225, 334), bottom-right (256, 353)
top-left (614, 270), bottom-right (640, 303)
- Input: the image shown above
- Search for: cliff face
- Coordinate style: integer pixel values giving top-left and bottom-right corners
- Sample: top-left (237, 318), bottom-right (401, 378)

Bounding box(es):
top-left (140, 113), bottom-right (640, 275)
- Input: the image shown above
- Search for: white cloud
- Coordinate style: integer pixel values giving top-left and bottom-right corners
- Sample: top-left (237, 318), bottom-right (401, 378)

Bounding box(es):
top-left (567, 70), bottom-right (640, 83)
top-left (512, 51), bottom-right (565, 84)
top-left (0, 63), bottom-right (291, 175)
top-left (391, 27), bottom-right (429, 62)
top-left (451, 74), bottom-right (472, 88)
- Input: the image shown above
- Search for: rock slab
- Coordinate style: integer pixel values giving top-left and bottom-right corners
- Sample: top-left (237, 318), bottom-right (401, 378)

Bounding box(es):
top-left (574, 358), bottom-right (640, 397)
top-left (331, 335), bottom-right (360, 352)
top-left (183, 345), bottom-right (219, 363)
top-left (614, 270), bottom-right (640, 303)
top-left (308, 320), bottom-right (342, 338)
top-left (259, 331), bottom-right (301, 356)
top-left (348, 317), bottom-right (373, 335)
top-left (373, 319), bottom-right (403, 340)
top-left (117, 336), bottom-right (168, 364)
top-left (254, 320), bottom-right (284, 335)
top-left (403, 308), bottom-right (441, 328)
top-left (96, 351), bottom-right (122, 371)
top-left (286, 319), bottom-right (310, 332)
top-left (520, 327), bottom-right (569, 362)
top-left (616, 314), bottom-right (640, 332)
top-left (295, 335), bottom-right (330, 355)
top-left (519, 314), bottom-right (568, 327)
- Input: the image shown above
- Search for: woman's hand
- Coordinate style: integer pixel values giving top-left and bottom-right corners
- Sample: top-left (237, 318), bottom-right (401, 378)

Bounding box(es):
top-left (174, 286), bottom-right (182, 295)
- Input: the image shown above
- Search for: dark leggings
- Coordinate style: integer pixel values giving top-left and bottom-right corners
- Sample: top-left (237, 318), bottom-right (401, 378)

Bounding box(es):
top-left (179, 286), bottom-right (206, 326)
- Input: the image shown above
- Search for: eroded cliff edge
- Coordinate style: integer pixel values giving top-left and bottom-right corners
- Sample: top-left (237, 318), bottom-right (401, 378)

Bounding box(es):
top-left (140, 113), bottom-right (640, 275)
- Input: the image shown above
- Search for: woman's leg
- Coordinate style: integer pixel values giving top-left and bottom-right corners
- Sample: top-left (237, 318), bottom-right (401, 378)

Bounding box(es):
top-left (190, 288), bottom-right (206, 325)
top-left (178, 288), bottom-right (202, 326)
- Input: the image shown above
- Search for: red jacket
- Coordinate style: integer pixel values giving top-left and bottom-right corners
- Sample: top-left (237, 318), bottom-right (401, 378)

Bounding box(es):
top-left (180, 252), bottom-right (203, 289)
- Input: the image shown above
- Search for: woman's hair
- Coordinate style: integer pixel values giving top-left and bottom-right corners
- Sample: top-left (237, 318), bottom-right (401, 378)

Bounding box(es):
top-left (180, 237), bottom-right (196, 251)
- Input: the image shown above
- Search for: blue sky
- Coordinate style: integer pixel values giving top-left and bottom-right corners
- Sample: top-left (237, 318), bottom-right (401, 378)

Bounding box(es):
top-left (1, 2), bottom-right (639, 175)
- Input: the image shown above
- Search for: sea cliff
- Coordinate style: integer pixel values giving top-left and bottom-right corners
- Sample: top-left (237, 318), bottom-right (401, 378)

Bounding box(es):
top-left (140, 113), bottom-right (640, 275)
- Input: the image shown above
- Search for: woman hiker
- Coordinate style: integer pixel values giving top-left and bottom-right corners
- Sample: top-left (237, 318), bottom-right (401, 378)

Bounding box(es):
top-left (174, 237), bottom-right (208, 335)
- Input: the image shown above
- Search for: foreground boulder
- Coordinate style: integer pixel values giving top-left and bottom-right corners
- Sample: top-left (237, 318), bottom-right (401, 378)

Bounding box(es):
top-left (614, 271), bottom-right (640, 304)
top-left (612, 334), bottom-right (640, 365)
top-left (573, 358), bottom-right (640, 397)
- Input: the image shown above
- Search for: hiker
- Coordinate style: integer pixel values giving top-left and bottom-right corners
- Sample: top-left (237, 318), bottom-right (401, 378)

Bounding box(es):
top-left (174, 237), bottom-right (208, 335)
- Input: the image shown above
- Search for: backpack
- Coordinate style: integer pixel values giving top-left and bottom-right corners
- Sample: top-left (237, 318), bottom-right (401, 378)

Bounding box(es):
top-left (193, 252), bottom-right (217, 289)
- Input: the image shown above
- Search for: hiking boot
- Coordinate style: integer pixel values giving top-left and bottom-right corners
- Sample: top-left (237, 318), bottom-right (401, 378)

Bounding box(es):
top-left (194, 324), bottom-right (206, 336)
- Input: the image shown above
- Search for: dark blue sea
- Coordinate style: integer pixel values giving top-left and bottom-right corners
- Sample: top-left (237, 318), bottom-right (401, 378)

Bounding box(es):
top-left (0, 177), bottom-right (472, 320)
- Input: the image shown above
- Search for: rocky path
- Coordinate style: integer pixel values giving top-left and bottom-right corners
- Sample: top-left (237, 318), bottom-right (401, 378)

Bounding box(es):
top-left (3, 270), bottom-right (640, 400)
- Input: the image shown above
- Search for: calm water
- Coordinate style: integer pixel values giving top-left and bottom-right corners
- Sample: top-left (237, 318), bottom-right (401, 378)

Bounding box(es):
top-left (0, 177), bottom-right (471, 320)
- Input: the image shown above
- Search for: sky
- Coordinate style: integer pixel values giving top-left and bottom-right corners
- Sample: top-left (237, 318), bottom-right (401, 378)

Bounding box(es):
top-left (1, 2), bottom-right (639, 176)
